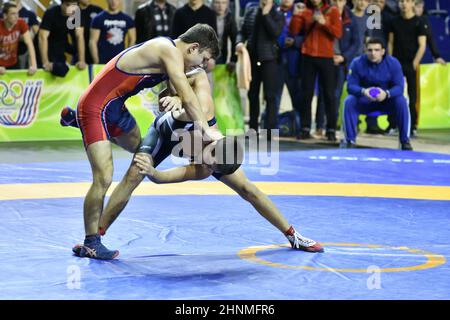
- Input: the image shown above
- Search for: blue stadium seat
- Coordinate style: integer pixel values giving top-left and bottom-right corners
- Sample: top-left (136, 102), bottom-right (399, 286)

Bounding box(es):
top-left (428, 15), bottom-right (450, 61)
top-left (427, 0), bottom-right (448, 15)
top-left (437, 0), bottom-right (450, 12)
top-left (424, 0), bottom-right (437, 12)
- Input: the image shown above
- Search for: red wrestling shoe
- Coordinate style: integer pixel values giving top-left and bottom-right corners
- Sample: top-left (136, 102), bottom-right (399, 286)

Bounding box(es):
top-left (285, 226), bottom-right (324, 253)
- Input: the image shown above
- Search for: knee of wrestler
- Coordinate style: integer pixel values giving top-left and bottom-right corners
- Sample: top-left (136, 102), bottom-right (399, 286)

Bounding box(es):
top-left (93, 172), bottom-right (113, 191)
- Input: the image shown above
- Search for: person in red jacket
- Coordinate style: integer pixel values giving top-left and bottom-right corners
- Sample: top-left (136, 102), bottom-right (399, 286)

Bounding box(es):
top-left (289, 0), bottom-right (342, 141)
top-left (0, 2), bottom-right (37, 75)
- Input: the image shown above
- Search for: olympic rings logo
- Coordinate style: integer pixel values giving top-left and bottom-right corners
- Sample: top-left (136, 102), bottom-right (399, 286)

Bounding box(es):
top-left (0, 80), bottom-right (42, 127)
top-left (0, 80), bottom-right (24, 107)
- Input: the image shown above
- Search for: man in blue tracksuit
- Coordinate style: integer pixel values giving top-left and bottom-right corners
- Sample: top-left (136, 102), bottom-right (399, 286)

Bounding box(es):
top-left (341, 37), bottom-right (413, 150)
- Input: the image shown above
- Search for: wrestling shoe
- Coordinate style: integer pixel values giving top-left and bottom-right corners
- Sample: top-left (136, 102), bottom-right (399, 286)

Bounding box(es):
top-left (72, 235), bottom-right (119, 260)
top-left (285, 226), bottom-right (324, 253)
top-left (60, 106), bottom-right (78, 127)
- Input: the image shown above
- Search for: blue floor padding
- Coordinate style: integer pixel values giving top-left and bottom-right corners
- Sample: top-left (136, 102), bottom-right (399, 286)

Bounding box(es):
top-left (0, 148), bottom-right (449, 299)
top-left (1, 149), bottom-right (450, 185)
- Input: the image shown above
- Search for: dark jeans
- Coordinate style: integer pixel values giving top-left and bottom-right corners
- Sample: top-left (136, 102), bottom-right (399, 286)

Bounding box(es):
top-left (388, 61), bottom-right (417, 132)
top-left (300, 55), bottom-right (337, 132)
top-left (274, 58), bottom-right (302, 131)
top-left (248, 58), bottom-right (279, 131)
top-left (316, 64), bottom-right (346, 130)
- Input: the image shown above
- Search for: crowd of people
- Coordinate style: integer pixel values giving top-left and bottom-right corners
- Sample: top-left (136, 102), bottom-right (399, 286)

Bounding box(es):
top-left (0, 0), bottom-right (447, 146)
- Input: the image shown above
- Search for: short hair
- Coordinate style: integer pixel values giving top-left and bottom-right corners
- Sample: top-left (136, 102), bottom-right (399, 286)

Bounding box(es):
top-left (61, 0), bottom-right (79, 4)
top-left (213, 136), bottom-right (244, 176)
top-left (415, 0), bottom-right (424, 5)
top-left (3, 2), bottom-right (17, 14)
top-left (179, 24), bottom-right (220, 60)
top-left (366, 37), bottom-right (386, 49)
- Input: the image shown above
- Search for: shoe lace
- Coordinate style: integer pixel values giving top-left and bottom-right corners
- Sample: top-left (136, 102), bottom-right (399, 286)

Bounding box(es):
top-left (287, 231), bottom-right (316, 248)
top-left (82, 245), bottom-right (97, 257)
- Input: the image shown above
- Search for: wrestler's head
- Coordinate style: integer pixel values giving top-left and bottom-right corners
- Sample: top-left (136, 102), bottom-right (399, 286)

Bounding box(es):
top-left (179, 24), bottom-right (220, 72)
top-left (202, 136), bottom-right (244, 176)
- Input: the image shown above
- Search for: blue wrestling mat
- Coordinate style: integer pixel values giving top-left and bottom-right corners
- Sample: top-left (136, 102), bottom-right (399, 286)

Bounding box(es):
top-left (0, 148), bottom-right (449, 300)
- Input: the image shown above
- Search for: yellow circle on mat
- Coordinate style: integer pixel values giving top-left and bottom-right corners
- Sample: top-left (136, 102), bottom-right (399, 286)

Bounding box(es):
top-left (237, 242), bottom-right (446, 273)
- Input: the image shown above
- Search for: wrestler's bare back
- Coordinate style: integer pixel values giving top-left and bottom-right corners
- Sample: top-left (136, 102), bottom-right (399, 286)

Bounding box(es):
top-left (116, 38), bottom-right (183, 75)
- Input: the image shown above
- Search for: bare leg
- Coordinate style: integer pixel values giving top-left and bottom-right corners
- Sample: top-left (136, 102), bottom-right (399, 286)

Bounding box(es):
top-left (219, 168), bottom-right (323, 252)
top-left (75, 140), bottom-right (127, 260)
top-left (99, 153), bottom-right (153, 233)
top-left (84, 140), bottom-right (114, 236)
top-left (112, 125), bottom-right (142, 153)
top-left (218, 168), bottom-right (290, 233)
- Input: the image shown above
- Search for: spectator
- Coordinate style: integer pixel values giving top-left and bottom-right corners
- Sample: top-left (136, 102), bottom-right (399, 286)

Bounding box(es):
top-left (212, 0), bottom-right (238, 67)
top-left (90, 0), bottom-right (135, 64)
top-left (366, 0), bottom-right (394, 46)
top-left (341, 37), bottom-right (412, 150)
top-left (384, 0), bottom-right (399, 15)
top-left (352, 0), bottom-right (369, 56)
top-left (11, 0), bottom-right (39, 34)
top-left (79, 0), bottom-right (103, 65)
top-left (414, 0), bottom-right (446, 65)
top-left (12, 0), bottom-right (39, 69)
top-left (316, 0), bottom-right (360, 136)
top-left (388, 0), bottom-right (426, 137)
top-left (289, 0), bottom-right (342, 141)
top-left (236, 0), bottom-right (284, 135)
top-left (39, 0), bottom-right (86, 74)
top-left (172, 0), bottom-right (217, 38)
top-left (274, 0), bottom-right (303, 132)
top-left (134, 0), bottom-right (176, 44)
top-left (352, 0), bottom-right (385, 134)
top-left (0, 2), bottom-right (36, 75)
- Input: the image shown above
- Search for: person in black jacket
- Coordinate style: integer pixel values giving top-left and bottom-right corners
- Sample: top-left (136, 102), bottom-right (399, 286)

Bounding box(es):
top-left (79, 0), bottom-right (102, 65)
top-left (236, 0), bottom-right (284, 134)
top-left (172, 0), bottom-right (217, 38)
top-left (414, 0), bottom-right (446, 65)
top-left (135, 0), bottom-right (176, 44)
top-left (213, 0), bottom-right (238, 68)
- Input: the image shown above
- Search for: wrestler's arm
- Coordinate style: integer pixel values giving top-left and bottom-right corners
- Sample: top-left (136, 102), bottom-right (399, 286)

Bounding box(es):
top-left (158, 84), bottom-right (182, 112)
top-left (158, 71), bottom-right (212, 116)
top-left (156, 44), bottom-right (209, 129)
top-left (134, 154), bottom-right (212, 183)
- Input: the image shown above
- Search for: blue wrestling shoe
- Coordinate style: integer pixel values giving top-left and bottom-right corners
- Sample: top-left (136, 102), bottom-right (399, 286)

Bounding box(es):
top-left (72, 235), bottom-right (119, 260)
top-left (60, 106), bottom-right (78, 128)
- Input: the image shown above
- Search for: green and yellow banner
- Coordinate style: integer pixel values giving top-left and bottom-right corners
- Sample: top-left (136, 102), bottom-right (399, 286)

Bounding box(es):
top-left (0, 63), bottom-right (446, 142)
top-left (0, 64), bottom-right (244, 142)
top-left (418, 64), bottom-right (450, 129)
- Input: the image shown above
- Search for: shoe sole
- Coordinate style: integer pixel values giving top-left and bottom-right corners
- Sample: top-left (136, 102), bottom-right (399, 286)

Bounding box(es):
top-left (290, 243), bottom-right (324, 253)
